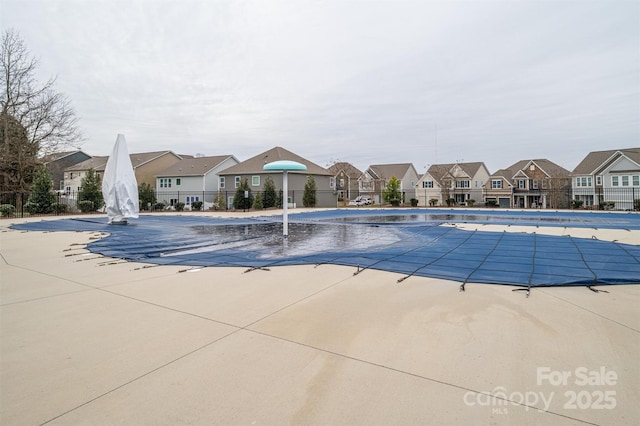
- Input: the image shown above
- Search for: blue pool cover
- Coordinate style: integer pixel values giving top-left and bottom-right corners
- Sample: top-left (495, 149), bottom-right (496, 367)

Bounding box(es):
top-left (11, 209), bottom-right (640, 288)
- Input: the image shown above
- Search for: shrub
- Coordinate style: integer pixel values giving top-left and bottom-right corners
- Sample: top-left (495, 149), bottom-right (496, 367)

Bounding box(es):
top-left (570, 199), bottom-right (584, 209)
top-left (410, 198), bottom-right (418, 207)
top-left (634, 199), bottom-right (640, 211)
top-left (602, 201), bottom-right (615, 210)
top-left (154, 202), bottom-right (166, 211)
top-left (382, 176), bottom-right (401, 206)
top-left (138, 182), bottom-right (156, 210)
top-left (52, 203), bottom-right (69, 214)
top-left (429, 199), bottom-right (438, 207)
top-left (175, 202), bottom-right (185, 211)
top-left (0, 204), bottom-right (16, 217)
top-left (446, 198), bottom-right (455, 207)
top-left (23, 202), bottom-right (38, 214)
top-left (263, 176), bottom-right (277, 208)
top-left (191, 201), bottom-right (203, 211)
top-left (28, 166), bottom-right (56, 213)
top-left (77, 200), bottom-right (95, 213)
top-left (303, 176), bottom-right (317, 207)
top-left (78, 168), bottom-right (104, 211)
top-left (252, 192), bottom-right (263, 210)
top-left (467, 199), bottom-right (476, 207)
top-left (486, 199), bottom-right (498, 207)
top-left (233, 179), bottom-right (253, 210)
top-left (212, 193), bottom-right (226, 210)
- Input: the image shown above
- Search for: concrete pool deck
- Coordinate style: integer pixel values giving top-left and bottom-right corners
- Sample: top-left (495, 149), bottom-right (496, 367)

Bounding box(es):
top-left (1, 211), bottom-right (639, 425)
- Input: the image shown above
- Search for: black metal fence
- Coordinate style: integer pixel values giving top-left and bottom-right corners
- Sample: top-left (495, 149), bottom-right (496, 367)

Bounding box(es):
top-left (2, 187), bottom-right (639, 218)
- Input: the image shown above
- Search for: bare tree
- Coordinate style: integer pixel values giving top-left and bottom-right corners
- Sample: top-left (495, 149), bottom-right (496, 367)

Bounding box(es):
top-left (1, 29), bottom-right (82, 192)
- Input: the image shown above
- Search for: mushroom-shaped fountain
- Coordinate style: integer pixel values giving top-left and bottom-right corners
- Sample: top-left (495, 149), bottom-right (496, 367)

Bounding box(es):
top-left (263, 160), bottom-right (307, 237)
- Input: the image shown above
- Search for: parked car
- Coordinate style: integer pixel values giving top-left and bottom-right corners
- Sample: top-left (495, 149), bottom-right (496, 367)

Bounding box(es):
top-left (349, 196), bottom-right (373, 206)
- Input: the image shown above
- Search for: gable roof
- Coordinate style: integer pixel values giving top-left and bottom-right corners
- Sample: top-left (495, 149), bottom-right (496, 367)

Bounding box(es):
top-left (64, 151), bottom-right (180, 172)
top-left (220, 146), bottom-right (330, 175)
top-left (129, 151), bottom-right (181, 168)
top-left (156, 156), bottom-right (236, 177)
top-left (41, 150), bottom-right (89, 163)
top-left (367, 163), bottom-right (416, 180)
top-left (425, 162), bottom-right (486, 185)
top-left (490, 159), bottom-right (570, 180)
top-left (573, 148), bottom-right (640, 175)
top-left (327, 162), bottom-right (362, 178)
top-left (65, 156), bottom-right (109, 172)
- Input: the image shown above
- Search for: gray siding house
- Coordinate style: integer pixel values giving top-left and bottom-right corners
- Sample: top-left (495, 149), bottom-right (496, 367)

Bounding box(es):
top-left (155, 155), bottom-right (239, 208)
top-left (572, 148), bottom-right (640, 210)
top-left (42, 150), bottom-right (92, 191)
top-left (218, 146), bottom-right (335, 208)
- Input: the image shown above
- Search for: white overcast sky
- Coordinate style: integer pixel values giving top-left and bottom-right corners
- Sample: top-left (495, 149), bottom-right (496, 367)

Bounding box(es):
top-left (2, 0), bottom-right (639, 173)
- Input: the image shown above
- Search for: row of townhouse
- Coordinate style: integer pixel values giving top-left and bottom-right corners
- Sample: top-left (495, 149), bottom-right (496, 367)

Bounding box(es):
top-left (414, 148), bottom-right (640, 210)
top-left (48, 145), bottom-right (639, 210)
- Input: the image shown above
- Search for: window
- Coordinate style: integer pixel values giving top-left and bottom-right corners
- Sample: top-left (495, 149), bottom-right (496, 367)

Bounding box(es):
top-left (252, 176), bottom-right (260, 186)
top-left (491, 179), bottom-right (503, 189)
top-left (422, 181), bottom-right (433, 188)
top-left (542, 180), bottom-right (547, 189)
top-left (596, 176), bottom-right (602, 185)
top-left (65, 186), bottom-right (71, 194)
top-left (622, 176), bottom-right (629, 186)
top-left (70, 173), bottom-right (74, 179)
top-left (517, 179), bottom-right (526, 189)
top-left (235, 176), bottom-right (241, 188)
top-left (633, 176), bottom-right (640, 186)
top-left (176, 178), bottom-right (181, 185)
top-left (160, 178), bottom-right (172, 188)
top-left (339, 178), bottom-right (344, 188)
top-left (186, 196), bottom-right (200, 203)
top-left (330, 177), bottom-right (335, 188)
top-left (532, 180), bottom-right (538, 189)
top-left (219, 177), bottom-right (225, 189)
top-left (576, 177), bottom-right (592, 187)
top-left (455, 180), bottom-right (469, 188)
top-left (612, 176), bottom-right (619, 186)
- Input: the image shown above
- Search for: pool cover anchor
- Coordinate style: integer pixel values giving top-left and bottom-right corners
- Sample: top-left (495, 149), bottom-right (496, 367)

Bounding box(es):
top-left (512, 286), bottom-right (532, 298)
top-left (178, 266), bottom-right (205, 273)
top-left (587, 284), bottom-right (609, 294)
top-left (244, 266), bottom-right (271, 273)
